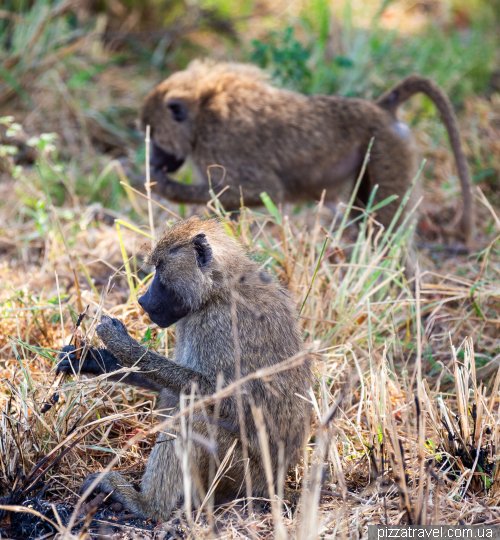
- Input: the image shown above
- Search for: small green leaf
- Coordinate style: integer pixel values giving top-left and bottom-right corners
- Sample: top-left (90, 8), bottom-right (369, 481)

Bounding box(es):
top-left (260, 192), bottom-right (282, 225)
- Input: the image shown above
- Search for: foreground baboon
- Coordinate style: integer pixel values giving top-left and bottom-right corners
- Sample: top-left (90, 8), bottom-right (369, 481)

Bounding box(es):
top-left (141, 60), bottom-right (473, 242)
top-left (57, 216), bottom-right (311, 521)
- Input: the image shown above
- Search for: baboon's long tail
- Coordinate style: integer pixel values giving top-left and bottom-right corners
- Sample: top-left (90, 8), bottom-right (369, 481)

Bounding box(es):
top-left (376, 75), bottom-right (474, 242)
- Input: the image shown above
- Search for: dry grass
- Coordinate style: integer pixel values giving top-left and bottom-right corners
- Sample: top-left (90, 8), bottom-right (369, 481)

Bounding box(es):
top-left (1, 153), bottom-right (500, 538)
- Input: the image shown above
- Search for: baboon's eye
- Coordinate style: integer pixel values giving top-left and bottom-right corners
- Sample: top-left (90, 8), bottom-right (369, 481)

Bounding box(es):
top-left (167, 100), bottom-right (188, 123)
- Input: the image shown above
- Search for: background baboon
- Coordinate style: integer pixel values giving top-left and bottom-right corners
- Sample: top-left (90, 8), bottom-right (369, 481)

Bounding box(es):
top-left (141, 60), bottom-right (473, 242)
top-left (57, 216), bottom-right (312, 522)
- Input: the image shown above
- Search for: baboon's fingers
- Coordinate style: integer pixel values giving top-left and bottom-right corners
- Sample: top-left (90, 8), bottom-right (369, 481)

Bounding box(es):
top-left (81, 471), bottom-right (149, 519)
top-left (55, 345), bottom-right (77, 375)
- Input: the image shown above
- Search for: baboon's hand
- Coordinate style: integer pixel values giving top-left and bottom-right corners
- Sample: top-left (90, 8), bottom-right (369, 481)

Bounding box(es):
top-left (150, 169), bottom-right (176, 195)
top-left (56, 343), bottom-right (123, 376)
top-left (96, 315), bottom-right (142, 367)
top-left (56, 345), bottom-right (80, 375)
top-left (149, 168), bottom-right (169, 189)
top-left (56, 344), bottom-right (100, 376)
top-left (80, 470), bottom-right (146, 519)
top-left (150, 168), bottom-right (206, 202)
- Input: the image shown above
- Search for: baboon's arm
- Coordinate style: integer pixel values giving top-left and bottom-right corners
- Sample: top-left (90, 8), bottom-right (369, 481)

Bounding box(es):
top-left (151, 171), bottom-right (215, 205)
top-left (128, 347), bottom-right (214, 396)
top-left (57, 345), bottom-right (164, 392)
top-left (150, 168), bottom-right (284, 209)
top-left (96, 316), bottom-right (214, 395)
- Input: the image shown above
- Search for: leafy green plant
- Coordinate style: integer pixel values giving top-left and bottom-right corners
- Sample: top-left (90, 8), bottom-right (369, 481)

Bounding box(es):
top-left (251, 26), bottom-right (313, 91)
top-left (249, 3), bottom-right (498, 102)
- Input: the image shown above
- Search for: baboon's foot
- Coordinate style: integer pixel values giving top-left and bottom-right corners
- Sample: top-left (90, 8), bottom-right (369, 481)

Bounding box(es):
top-left (80, 471), bottom-right (149, 520)
top-left (283, 486), bottom-right (301, 506)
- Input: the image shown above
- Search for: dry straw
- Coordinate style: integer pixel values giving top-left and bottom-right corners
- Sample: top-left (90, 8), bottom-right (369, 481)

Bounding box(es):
top-left (1, 157), bottom-right (500, 538)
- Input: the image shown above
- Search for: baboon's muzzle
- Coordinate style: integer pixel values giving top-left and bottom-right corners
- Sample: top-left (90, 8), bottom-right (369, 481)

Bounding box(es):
top-left (150, 141), bottom-right (185, 173)
top-left (138, 273), bottom-right (188, 328)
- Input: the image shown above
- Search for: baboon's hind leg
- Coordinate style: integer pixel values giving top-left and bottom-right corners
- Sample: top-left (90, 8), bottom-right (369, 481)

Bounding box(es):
top-left (81, 432), bottom-right (185, 522)
top-left (364, 136), bottom-right (419, 231)
top-left (138, 432), bottom-right (187, 521)
top-left (360, 137), bottom-right (419, 277)
top-left (138, 421), bottom-right (240, 520)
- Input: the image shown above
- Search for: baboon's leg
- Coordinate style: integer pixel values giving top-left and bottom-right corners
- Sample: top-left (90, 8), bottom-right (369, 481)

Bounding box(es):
top-left (82, 417), bottom-right (249, 521)
top-left (362, 134), bottom-right (419, 231)
top-left (138, 430), bottom-right (186, 520)
top-left (81, 430), bottom-right (194, 521)
top-left (82, 415), bottom-right (292, 520)
top-left (152, 173), bottom-right (215, 205)
top-left (357, 135), bottom-right (419, 277)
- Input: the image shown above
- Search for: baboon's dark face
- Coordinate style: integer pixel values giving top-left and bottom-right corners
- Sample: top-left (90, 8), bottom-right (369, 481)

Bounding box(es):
top-left (141, 75), bottom-right (199, 173)
top-left (138, 272), bottom-right (188, 328)
top-left (140, 230), bottom-right (214, 325)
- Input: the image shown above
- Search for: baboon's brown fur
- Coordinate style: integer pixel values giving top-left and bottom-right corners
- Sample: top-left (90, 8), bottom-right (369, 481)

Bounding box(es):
top-left (60, 216), bottom-right (311, 522)
top-left (141, 60), bottom-right (474, 242)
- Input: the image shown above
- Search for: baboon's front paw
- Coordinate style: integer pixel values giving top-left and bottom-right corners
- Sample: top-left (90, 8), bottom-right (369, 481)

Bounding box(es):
top-left (151, 168), bottom-right (173, 186)
top-left (96, 315), bottom-right (130, 345)
top-left (150, 170), bottom-right (178, 196)
top-left (56, 345), bottom-right (79, 375)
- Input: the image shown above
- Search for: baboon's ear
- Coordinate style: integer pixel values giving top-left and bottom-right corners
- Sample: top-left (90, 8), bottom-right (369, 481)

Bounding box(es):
top-left (192, 233), bottom-right (212, 267)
